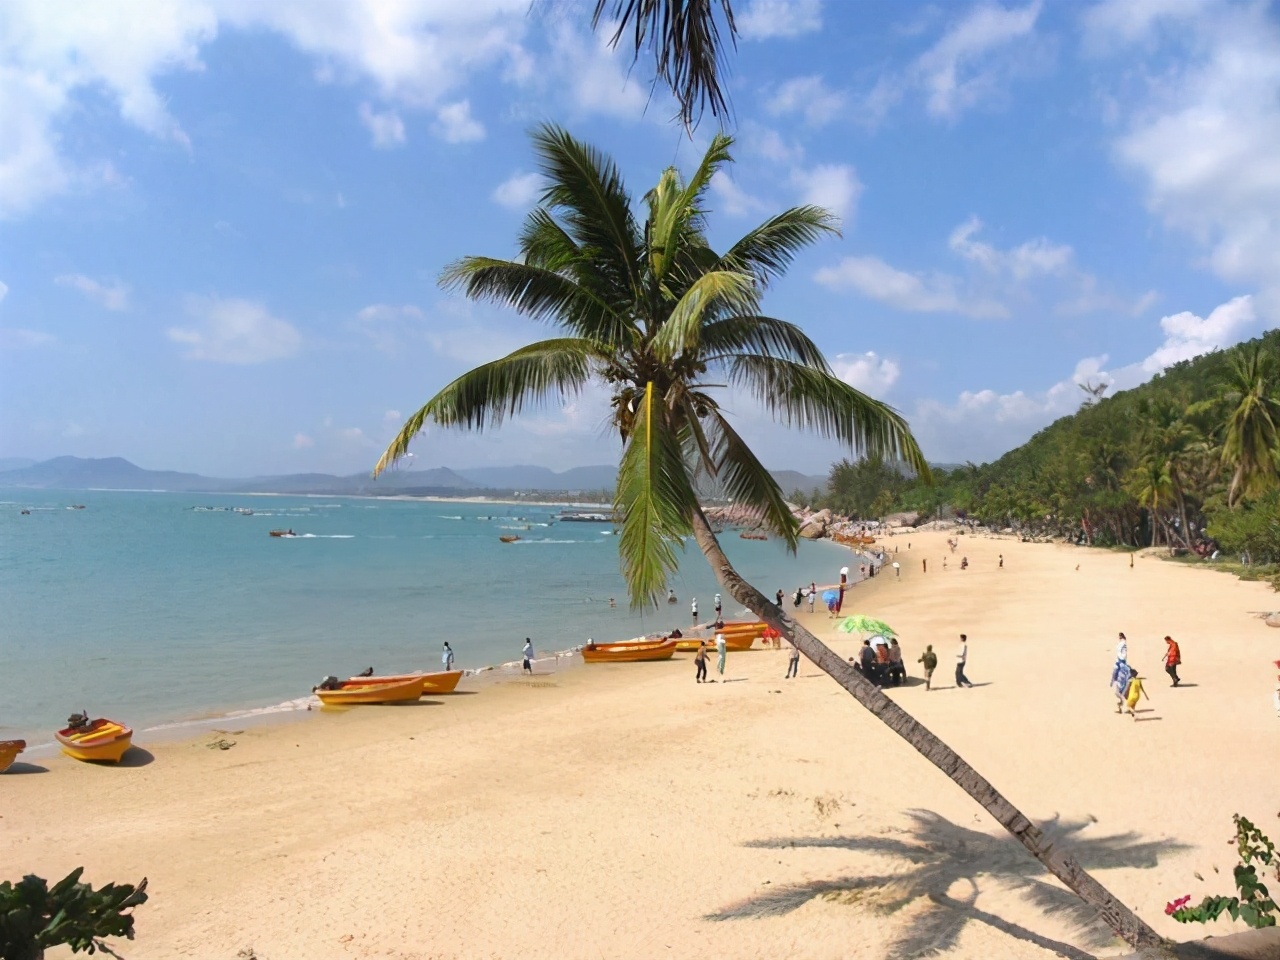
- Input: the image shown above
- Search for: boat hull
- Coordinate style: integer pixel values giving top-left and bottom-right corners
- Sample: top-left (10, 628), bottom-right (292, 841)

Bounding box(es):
top-left (0, 739), bottom-right (26, 772)
top-left (56, 720), bottom-right (133, 763)
top-left (316, 676), bottom-right (426, 705)
top-left (582, 639), bottom-right (677, 663)
top-left (342, 671), bottom-right (464, 694)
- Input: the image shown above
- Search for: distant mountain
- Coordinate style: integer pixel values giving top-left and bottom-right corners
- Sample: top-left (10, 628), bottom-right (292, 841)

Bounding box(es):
top-left (0, 456), bottom-right (219, 492)
top-left (455, 464), bottom-right (618, 491)
top-left (769, 470), bottom-right (829, 495)
top-left (0, 457), bottom-right (35, 472)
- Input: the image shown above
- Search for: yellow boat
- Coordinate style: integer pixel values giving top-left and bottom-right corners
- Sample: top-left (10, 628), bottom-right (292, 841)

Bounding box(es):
top-left (315, 675), bottom-right (426, 705)
top-left (343, 670), bottom-right (464, 695)
top-left (581, 638), bottom-right (677, 663)
top-left (56, 719), bottom-right (133, 764)
top-left (0, 739), bottom-right (26, 772)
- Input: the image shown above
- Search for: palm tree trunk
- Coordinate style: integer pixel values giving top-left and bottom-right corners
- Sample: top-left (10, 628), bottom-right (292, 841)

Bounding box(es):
top-left (688, 503), bottom-right (1165, 951)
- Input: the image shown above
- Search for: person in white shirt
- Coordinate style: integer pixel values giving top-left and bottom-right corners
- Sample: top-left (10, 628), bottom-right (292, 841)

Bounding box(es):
top-left (1116, 632), bottom-right (1128, 662)
top-left (691, 597), bottom-right (698, 625)
top-left (715, 632), bottom-right (727, 676)
top-left (522, 638), bottom-right (534, 675)
top-left (955, 634), bottom-right (974, 688)
top-left (442, 641), bottom-right (455, 671)
top-left (806, 586), bottom-right (815, 613)
top-left (714, 593), bottom-right (722, 618)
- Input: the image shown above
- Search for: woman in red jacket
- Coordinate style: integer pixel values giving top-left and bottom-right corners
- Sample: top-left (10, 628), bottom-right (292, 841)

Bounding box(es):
top-left (1163, 636), bottom-right (1182, 687)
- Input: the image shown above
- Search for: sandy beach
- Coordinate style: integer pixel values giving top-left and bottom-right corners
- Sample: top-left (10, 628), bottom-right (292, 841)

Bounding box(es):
top-left (7, 528), bottom-right (1278, 960)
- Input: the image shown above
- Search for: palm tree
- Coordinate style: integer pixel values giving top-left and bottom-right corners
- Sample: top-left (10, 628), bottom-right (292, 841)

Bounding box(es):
top-left (374, 127), bottom-right (1163, 950)
top-left (591, 0), bottom-right (738, 129)
top-left (1221, 344), bottom-right (1280, 507)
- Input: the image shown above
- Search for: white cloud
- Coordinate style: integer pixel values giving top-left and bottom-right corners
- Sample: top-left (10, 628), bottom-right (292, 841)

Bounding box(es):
top-left (1093, 2), bottom-right (1280, 321)
top-left (491, 171), bottom-right (542, 210)
top-left (709, 170), bottom-right (767, 217)
top-left (54, 273), bottom-right (130, 311)
top-left (0, 327), bottom-right (55, 350)
top-left (168, 296), bottom-right (301, 364)
top-left (738, 0), bottom-right (823, 40)
top-left (914, 1), bottom-right (1042, 118)
top-left (948, 217), bottom-right (1072, 279)
top-left (354, 303), bottom-right (427, 353)
top-left (1, 0), bottom-right (528, 217)
top-left (550, 24), bottom-right (650, 119)
top-left (740, 123), bottom-right (804, 165)
top-left (358, 102), bottom-right (406, 148)
top-left (912, 295), bottom-right (1263, 462)
top-left (832, 351), bottom-right (901, 396)
top-left (766, 75), bottom-right (844, 126)
top-left (815, 255), bottom-right (1007, 318)
top-left (433, 99), bottom-right (484, 143)
top-left (383, 409), bottom-right (402, 423)
top-left (791, 163), bottom-right (861, 222)
top-left (292, 432), bottom-right (315, 449)
top-left (0, 281), bottom-right (7, 301)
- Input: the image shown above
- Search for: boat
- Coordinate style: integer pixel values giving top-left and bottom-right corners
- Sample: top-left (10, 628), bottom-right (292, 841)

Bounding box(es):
top-left (0, 740), bottom-right (26, 772)
top-left (581, 638), bottom-right (677, 663)
top-left (314, 675), bottom-right (426, 705)
top-left (56, 717), bottom-right (134, 763)
top-left (499, 535), bottom-right (521, 543)
top-left (342, 670), bottom-right (464, 694)
top-left (739, 531), bottom-right (768, 540)
top-left (559, 512), bottom-right (615, 523)
top-left (269, 529), bottom-right (296, 537)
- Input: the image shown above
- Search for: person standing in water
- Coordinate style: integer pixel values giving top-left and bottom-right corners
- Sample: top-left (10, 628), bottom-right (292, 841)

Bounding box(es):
top-left (442, 641), bottom-right (455, 671)
top-left (714, 593), bottom-right (722, 619)
top-left (522, 638), bottom-right (535, 675)
top-left (785, 639), bottom-right (801, 679)
top-left (715, 630), bottom-right (727, 677)
top-left (691, 597), bottom-right (698, 625)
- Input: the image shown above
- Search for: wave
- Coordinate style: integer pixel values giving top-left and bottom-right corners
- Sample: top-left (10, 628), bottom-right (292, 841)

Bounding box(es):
top-left (438, 515), bottom-right (463, 520)
top-left (518, 538), bottom-right (584, 544)
top-left (297, 534), bottom-right (356, 539)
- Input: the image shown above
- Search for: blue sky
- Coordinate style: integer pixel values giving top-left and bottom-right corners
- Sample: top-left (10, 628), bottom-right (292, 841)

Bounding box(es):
top-left (1, 0), bottom-right (1277, 478)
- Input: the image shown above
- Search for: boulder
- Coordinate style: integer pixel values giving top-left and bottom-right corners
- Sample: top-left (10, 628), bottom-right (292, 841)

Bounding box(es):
top-left (1266, 612), bottom-right (1280, 628)
top-left (798, 519), bottom-right (827, 539)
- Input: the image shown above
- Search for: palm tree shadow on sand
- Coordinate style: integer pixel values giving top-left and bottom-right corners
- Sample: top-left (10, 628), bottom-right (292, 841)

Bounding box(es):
top-left (705, 809), bottom-right (1188, 960)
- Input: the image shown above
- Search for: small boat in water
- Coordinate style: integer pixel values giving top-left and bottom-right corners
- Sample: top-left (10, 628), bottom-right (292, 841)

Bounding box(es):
top-left (56, 716), bottom-right (133, 763)
top-left (269, 529), bottom-right (296, 537)
top-left (0, 740), bottom-right (26, 772)
top-left (314, 676), bottom-right (426, 705)
top-left (499, 535), bottom-right (520, 543)
top-left (582, 638), bottom-right (677, 663)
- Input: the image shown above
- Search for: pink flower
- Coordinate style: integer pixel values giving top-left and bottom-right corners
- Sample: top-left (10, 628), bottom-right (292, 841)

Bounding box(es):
top-left (1165, 895), bottom-right (1192, 915)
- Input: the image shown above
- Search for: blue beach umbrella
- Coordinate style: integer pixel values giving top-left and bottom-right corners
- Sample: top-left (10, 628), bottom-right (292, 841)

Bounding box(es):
top-left (821, 589), bottom-right (839, 604)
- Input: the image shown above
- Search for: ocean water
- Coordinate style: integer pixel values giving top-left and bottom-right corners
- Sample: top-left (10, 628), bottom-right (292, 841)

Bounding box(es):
top-left (0, 491), bottom-right (848, 744)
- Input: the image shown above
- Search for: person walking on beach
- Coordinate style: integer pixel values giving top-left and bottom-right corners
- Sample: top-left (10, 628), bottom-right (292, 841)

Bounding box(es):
top-left (522, 638), bottom-right (534, 675)
top-left (918, 644), bottom-right (938, 690)
top-left (785, 639), bottom-right (801, 679)
top-left (691, 597), bottom-right (698, 625)
top-left (775, 588), bottom-right (784, 608)
top-left (1124, 670), bottom-right (1149, 718)
top-left (715, 630), bottom-right (727, 677)
top-left (694, 640), bottom-right (709, 683)
top-left (714, 593), bottom-right (722, 618)
top-left (998, 554), bottom-right (1004, 568)
top-left (1163, 636), bottom-right (1182, 686)
top-left (442, 641), bottom-right (455, 671)
top-left (955, 635), bottom-right (974, 688)
top-left (807, 585), bottom-right (815, 613)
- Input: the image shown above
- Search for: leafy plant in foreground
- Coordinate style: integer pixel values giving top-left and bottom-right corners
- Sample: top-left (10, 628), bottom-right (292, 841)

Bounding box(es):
top-left (1169, 815), bottom-right (1278, 929)
top-left (0, 868), bottom-right (148, 960)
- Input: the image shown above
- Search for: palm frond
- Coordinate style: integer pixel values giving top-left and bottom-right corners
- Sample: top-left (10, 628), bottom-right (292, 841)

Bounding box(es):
top-left (646, 133), bottom-right (734, 282)
top-left (652, 269), bottom-right (756, 362)
top-left (615, 381), bottom-right (697, 607)
top-left (440, 256), bottom-right (634, 348)
top-left (592, 0), bottom-right (738, 129)
top-left (700, 314), bottom-right (831, 370)
top-left (718, 206), bottom-right (841, 289)
top-left (729, 356), bottom-right (931, 480)
top-left (373, 338), bottom-right (599, 476)
top-left (532, 125), bottom-right (644, 303)
top-left (705, 409), bottom-right (800, 548)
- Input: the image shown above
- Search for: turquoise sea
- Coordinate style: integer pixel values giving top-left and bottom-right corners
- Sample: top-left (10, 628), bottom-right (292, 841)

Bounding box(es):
top-left (0, 491), bottom-right (846, 745)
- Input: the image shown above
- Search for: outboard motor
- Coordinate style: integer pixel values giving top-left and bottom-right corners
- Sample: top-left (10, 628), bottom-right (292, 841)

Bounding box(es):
top-left (66, 711), bottom-right (90, 730)
top-left (357, 667), bottom-right (374, 677)
top-left (313, 675), bottom-right (342, 692)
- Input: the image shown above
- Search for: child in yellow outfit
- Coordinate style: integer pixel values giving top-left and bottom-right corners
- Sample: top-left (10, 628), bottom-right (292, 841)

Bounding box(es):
top-left (1124, 671), bottom-right (1149, 719)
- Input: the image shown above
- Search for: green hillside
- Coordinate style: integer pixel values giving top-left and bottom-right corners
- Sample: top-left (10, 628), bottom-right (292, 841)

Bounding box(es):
top-left (824, 330), bottom-right (1280, 566)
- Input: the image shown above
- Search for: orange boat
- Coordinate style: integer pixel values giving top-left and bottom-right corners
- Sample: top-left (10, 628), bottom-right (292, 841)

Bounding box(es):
top-left (56, 718), bottom-right (134, 763)
top-left (343, 670), bottom-right (464, 694)
top-left (315, 676), bottom-right (426, 705)
top-left (499, 535), bottom-right (520, 543)
top-left (0, 739), bottom-right (26, 772)
top-left (581, 638), bottom-right (677, 663)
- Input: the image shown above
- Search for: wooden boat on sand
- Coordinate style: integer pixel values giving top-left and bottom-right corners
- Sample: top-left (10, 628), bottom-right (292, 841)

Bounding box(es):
top-left (56, 718), bottom-right (133, 763)
top-left (315, 676), bottom-right (426, 705)
top-left (582, 638), bottom-right (677, 663)
top-left (343, 670), bottom-right (464, 694)
top-left (0, 740), bottom-right (26, 772)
